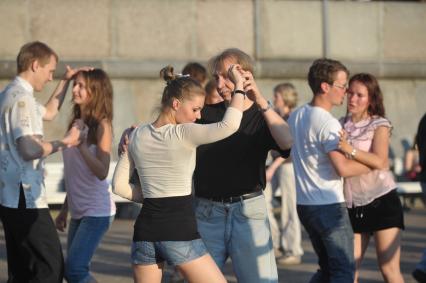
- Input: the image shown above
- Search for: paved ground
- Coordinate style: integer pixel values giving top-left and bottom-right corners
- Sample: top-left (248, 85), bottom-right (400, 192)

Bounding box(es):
top-left (1, 206), bottom-right (425, 283)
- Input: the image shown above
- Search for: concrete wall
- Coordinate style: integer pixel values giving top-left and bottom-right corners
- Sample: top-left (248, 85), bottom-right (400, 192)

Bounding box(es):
top-left (1, 0), bottom-right (426, 162)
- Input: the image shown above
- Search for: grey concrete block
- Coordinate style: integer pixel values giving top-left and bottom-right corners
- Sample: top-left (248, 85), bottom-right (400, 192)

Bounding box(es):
top-left (258, 0), bottom-right (322, 59)
top-left (196, 0), bottom-right (254, 59)
top-left (328, 2), bottom-right (380, 60)
top-left (0, 0), bottom-right (28, 58)
top-left (115, 0), bottom-right (195, 59)
top-left (29, 0), bottom-right (110, 58)
top-left (383, 2), bottom-right (426, 60)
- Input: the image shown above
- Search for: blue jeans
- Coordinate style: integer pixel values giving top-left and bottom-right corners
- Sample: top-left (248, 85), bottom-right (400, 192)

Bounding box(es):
top-left (194, 194), bottom-right (278, 283)
top-left (65, 216), bottom-right (114, 283)
top-left (416, 183), bottom-right (426, 272)
top-left (297, 203), bottom-right (354, 283)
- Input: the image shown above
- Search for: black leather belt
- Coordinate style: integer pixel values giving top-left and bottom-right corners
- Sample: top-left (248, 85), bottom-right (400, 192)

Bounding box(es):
top-left (206, 190), bottom-right (263, 204)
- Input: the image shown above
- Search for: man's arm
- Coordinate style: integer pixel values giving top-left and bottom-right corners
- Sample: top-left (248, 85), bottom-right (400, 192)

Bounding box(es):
top-left (328, 150), bottom-right (371, 177)
top-left (242, 71), bottom-right (293, 150)
top-left (339, 127), bottom-right (390, 170)
top-left (258, 96), bottom-right (293, 150)
top-left (44, 66), bottom-right (93, 121)
top-left (16, 126), bottom-right (81, 161)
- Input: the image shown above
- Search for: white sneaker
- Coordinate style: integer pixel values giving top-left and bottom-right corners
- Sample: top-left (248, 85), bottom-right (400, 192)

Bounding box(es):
top-left (274, 248), bottom-right (283, 258)
top-left (278, 255), bottom-right (302, 265)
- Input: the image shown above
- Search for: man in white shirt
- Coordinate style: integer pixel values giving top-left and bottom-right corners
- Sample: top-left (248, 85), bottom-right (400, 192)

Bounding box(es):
top-left (288, 58), bottom-right (370, 282)
top-left (0, 41), bottom-right (82, 283)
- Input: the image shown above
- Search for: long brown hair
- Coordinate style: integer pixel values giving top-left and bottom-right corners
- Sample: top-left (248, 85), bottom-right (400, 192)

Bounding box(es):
top-left (68, 69), bottom-right (113, 144)
top-left (349, 73), bottom-right (385, 117)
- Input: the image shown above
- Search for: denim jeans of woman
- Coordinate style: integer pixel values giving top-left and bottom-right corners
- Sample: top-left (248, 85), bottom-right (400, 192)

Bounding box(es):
top-left (65, 215), bottom-right (114, 283)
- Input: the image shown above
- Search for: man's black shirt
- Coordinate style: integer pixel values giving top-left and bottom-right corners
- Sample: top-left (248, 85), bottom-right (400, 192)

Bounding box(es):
top-left (416, 113), bottom-right (426, 182)
top-left (194, 101), bottom-right (290, 198)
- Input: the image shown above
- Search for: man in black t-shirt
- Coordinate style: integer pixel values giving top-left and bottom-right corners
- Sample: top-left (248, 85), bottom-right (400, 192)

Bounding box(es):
top-left (118, 49), bottom-right (292, 282)
top-left (193, 48), bottom-right (292, 283)
top-left (413, 113), bottom-right (426, 283)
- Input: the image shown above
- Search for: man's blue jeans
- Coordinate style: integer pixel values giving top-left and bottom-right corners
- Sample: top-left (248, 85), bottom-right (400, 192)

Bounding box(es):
top-left (65, 215), bottom-right (114, 283)
top-left (297, 203), bottom-right (354, 283)
top-left (416, 182), bottom-right (426, 272)
top-left (194, 194), bottom-right (278, 283)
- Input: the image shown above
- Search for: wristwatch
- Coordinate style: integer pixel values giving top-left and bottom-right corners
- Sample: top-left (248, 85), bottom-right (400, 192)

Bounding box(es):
top-left (259, 100), bottom-right (273, 113)
top-left (350, 148), bottom-right (357, 159)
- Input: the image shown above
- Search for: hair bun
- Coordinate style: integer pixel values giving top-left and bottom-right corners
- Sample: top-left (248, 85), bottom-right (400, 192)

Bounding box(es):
top-left (160, 65), bottom-right (177, 83)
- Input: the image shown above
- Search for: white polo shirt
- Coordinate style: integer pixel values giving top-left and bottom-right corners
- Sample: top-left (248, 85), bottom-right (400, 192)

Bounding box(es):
top-left (0, 76), bottom-right (48, 209)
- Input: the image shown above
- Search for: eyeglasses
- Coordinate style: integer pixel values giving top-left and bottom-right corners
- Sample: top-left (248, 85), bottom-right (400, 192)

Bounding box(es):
top-left (330, 83), bottom-right (348, 90)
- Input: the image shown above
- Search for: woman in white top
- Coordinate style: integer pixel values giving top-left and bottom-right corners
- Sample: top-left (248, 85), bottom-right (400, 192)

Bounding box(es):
top-left (112, 65), bottom-right (246, 283)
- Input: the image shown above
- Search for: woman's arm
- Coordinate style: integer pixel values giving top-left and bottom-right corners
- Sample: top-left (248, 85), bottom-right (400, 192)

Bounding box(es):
top-left (180, 64), bottom-right (245, 146)
top-left (339, 126), bottom-right (390, 170)
top-left (55, 195), bottom-right (68, 232)
top-left (111, 150), bottom-right (143, 203)
top-left (44, 66), bottom-right (93, 121)
top-left (78, 119), bottom-right (112, 180)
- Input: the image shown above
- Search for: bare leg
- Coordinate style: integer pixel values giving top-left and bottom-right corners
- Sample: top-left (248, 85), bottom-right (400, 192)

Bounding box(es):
top-left (374, 228), bottom-right (404, 283)
top-left (133, 262), bottom-right (164, 283)
top-left (177, 254), bottom-right (227, 283)
top-left (354, 232), bottom-right (370, 283)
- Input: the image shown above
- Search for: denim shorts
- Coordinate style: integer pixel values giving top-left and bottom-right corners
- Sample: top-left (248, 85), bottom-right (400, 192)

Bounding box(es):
top-left (131, 238), bottom-right (208, 266)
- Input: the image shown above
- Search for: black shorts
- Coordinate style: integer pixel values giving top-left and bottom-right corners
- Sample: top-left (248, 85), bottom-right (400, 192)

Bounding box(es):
top-left (348, 189), bottom-right (404, 234)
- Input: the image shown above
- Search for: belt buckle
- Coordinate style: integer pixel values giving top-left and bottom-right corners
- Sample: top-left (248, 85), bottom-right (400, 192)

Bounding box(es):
top-left (222, 197), bottom-right (232, 204)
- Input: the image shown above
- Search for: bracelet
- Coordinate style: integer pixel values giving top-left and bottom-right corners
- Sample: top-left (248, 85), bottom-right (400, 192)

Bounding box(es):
top-left (350, 148), bottom-right (357, 159)
top-left (259, 100), bottom-right (273, 113)
top-left (232, 89), bottom-right (246, 97)
top-left (51, 140), bottom-right (64, 153)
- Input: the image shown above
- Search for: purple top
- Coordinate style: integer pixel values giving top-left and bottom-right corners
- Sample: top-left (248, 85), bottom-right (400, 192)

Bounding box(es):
top-left (63, 145), bottom-right (116, 219)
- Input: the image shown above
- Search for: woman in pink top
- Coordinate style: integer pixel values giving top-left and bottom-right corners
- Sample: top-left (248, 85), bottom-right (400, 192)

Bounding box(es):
top-left (339, 73), bottom-right (404, 283)
top-left (55, 69), bottom-right (116, 283)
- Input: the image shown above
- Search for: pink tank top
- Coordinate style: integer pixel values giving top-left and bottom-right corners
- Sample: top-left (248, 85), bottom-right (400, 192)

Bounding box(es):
top-left (62, 145), bottom-right (116, 219)
top-left (341, 116), bottom-right (396, 208)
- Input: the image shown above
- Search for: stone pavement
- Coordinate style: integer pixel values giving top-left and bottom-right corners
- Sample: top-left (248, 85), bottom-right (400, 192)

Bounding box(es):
top-left (1, 207), bottom-right (425, 283)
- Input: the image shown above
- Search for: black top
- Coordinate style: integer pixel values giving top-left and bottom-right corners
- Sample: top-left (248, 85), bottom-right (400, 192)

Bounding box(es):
top-left (416, 113), bottom-right (426, 182)
top-left (133, 195), bottom-right (199, 241)
top-left (194, 101), bottom-right (291, 198)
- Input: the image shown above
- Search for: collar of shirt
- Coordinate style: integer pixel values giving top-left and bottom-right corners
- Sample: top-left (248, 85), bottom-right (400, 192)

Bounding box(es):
top-left (15, 76), bottom-right (34, 94)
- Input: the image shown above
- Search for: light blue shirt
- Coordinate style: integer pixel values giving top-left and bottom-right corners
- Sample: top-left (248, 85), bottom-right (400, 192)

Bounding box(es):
top-left (0, 76), bottom-right (48, 208)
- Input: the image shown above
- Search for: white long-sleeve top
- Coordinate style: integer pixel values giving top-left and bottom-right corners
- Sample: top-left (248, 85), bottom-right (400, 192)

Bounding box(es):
top-left (113, 106), bottom-right (242, 199)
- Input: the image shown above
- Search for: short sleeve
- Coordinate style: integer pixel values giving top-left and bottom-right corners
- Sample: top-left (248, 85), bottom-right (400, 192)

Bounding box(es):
top-left (372, 117), bottom-right (393, 136)
top-left (321, 119), bottom-right (342, 153)
top-left (10, 95), bottom-right (43, 141)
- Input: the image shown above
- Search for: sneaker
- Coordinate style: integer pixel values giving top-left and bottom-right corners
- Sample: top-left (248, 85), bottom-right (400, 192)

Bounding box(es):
top-left (278, 255), bottom-right (302, 265)
top-left (274, 248), bottom-right (283, 258)
top-left (413, 269), bottom-right (426, 283)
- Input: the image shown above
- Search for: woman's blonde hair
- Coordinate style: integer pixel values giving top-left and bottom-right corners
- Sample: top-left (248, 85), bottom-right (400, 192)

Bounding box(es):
top-left (273, 83), bottom-right (298, 110)
top-left (159, 65), bottom-right (205, 111)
